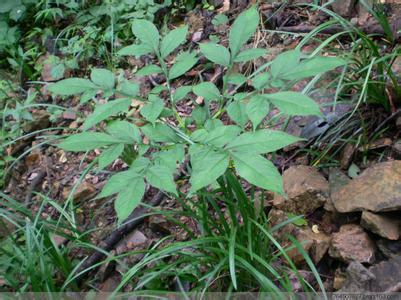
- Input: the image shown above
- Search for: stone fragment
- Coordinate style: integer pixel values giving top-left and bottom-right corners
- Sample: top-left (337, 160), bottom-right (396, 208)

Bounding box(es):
top-left (392, 139), bottom-right (401, 157)
top-left (377, 239), bottom-right (401, 259)
top-left (325, 168), bottom-right (350, 211)
top-left (332, 161), bottom-right (401, 212)
top-left (149, 215), bottom-right (172, 234)
top-left (369, 256), bottom-right (401, 292)
top-left (116, 230), bottom-right (148, 254)
top-left (63, 181), bottom-right (96, 202)
top-left (22, 110), bottom-right (50, 133)
top-left (340, 143), bottom-right (355, 170)
top-left (330, 0), bottom-right (357, 17)
top-left (273, 166), bottom-right (329, 214)
top-left (329, 224), bottom-right (375, 264)
top-left (288, 227), bottom-right (331, 264)
top-left (268, 208), bottom-right (298, 241)
top-left (360, 211), bottom-right (399, 240)
top-left (333, 268), bottom-right (347, 290)
top-left (338, 261), bottom-right (375, 293)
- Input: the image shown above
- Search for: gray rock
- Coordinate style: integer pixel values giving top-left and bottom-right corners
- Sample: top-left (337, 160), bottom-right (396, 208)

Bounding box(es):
top-left (331, 161), bottom-right (401, 213)
top-left (273, 166), bottom-right (329, 214)
top-left (360, 211), bottom-right (399, 240)
top-left (330, 0), bottom-right (357, 17)
top-left (377, 239), bottom-right (401, 259)
top-left (329, 224), bottom-right (376, 264)
top-left (338, 261), bottom-right (375, 293)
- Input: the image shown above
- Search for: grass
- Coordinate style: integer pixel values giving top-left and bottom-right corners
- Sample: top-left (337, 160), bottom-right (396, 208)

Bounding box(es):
top-left (0, 192), bottom-right (95, 292)
top-left (110, 170), bottom-right (326, 296)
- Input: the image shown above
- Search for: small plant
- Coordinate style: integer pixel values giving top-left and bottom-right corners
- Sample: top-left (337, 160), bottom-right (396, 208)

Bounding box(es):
top-left (48, 6), bottom-right (346, 223)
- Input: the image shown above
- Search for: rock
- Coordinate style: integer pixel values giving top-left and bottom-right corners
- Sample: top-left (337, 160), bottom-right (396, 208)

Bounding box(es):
top-left (329, 224), bottom-right (375, 264)
top-left (332, 161), bottom-right (401, 213)
top-left (149, 215), bottom-right (172, 234)
top-left (369, 255), bottom-right (401, 292)
top-left (325, 168), bottom-right (350, 211)
top-left (268, 208), bottom-right (298, 241)
top-left (289, 227), bottom-right (331, 264)
top-left (333, 268), bottom-right (347, 290)
top-left (377, 239), bottom-right (401, 259)
top-left (63, 181), bottom-right (96, 202)
top-left (340, 143), bottom-right (355, 170)
top-left (273, 166), bottom-right (329, 215)
top-left (392, 139), bottom-right (401, 157)
top-left (22, 110), bottom-right (50, 133)
top-left (116, 230), bottom-right (148, 254)
top-left (360, 211), bottom-right (399, 240)
top-left (330, 0), bottom-right (357, 17)
top-left (338, 261), bottom-right (376, 293)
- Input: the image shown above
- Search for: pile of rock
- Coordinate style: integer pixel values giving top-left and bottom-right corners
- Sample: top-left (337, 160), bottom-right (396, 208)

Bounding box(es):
top-left (267, 161), bottom-right (401, 291)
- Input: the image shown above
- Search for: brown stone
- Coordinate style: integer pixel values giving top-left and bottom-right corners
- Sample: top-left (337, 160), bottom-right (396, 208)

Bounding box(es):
top-left (288, 227), bottom-right (331, 265)
top-left (329, 224), bottom-right (375, 264)
top-left (331, 161), bottom-right (401, 213)
top-left (22, 110), bottom-right (50, 133)
top-left (273, 165), bottom-right (329, 214)
top-left (333, 268), bottom-right (347, 290)
top-left (268, 208), bottom-right (298, 242)
top-left (149, 215), bottom-right (172, 234)
top-left (63, 181), bottom-right (96, 202)
top-left (360, 211), bottom-right (399, 240)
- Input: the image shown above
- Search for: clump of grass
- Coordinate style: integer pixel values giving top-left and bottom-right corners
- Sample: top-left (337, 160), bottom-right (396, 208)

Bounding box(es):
top-left (0, 192), bottom-right (93, 292)
top-left (112, 170), bottom-right (326, 296)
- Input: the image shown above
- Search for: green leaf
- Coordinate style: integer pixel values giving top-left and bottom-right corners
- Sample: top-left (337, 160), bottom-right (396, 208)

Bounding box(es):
top-left (140, 95), bottom-right (164, 123)
top-left (192, 125), bottom-right (241, 148)
top-left (246, 95), bottom-right (269, 129)
top-left (251, 73), bottom-right (270, 90)
top-left (59, 132), bottom-right (121, 152)
top-left (234, 48), bottom-right (266, 63)
top-left (98, 144), bottom-right (124, 170)
top-left (226, 73), bottom-right (247, 85)
top-left (229, 6), bottom-right (259, 57)
top-left (282, 56), bottom-right (347, 81)
top-left (264, 92), bottom-right (322, 116)
top-left (83, 98), bottom-right (132, 130)
top-left (117, 43), bottom-right (153, 57)
top-left (90, 68), bottom-right (115, 90)
top-left (152, 144), bottom-right (185, 173)
top-left (226, 129), bottom-right (301, 155)
top-left (168, 51), bottom-right (198, 80)
top-left (146, 165), bottom-right (177, 195)
top-left (227, 100), bottom-right (249, 127)
top-left (141, 123), bottom-right (181, 143)
top-left (118, 80), bottom-right (140, 97)
top-left (287, 213), bottom-right (308, 227)
top-left (200, 43), bottom-right (231, 67)
top-left (48, 78), bottom-right (98, 96)
top-left (189, 144), bottom-right (229, 193)
top-left (270, 49), bottom-right (301, 79)
top-left (173, 86), bottom-right (192, 103)
top-left (98, 170), bottom-right (134, 198)
top-left (212, 14), bottom-right (229, 26)
top-left (106, 121), bottom-right (141, 143)
top-left (191, 105), bottom-right (208, 126)
top-left (136, 65), bottom-right (163, 76)
top-left (192, 82), bottom-right (221, 102)
top-left (160, 25), bottom-right (188, 58)
top-left (233, 153), bottom-right (283, 194)
top-left (131, 19), bottom-right (160, 52)
top-left (115, 176), bottom-right (145, 223)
